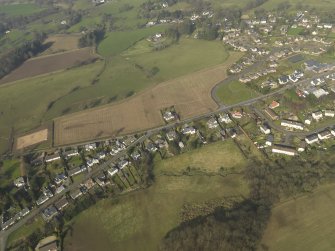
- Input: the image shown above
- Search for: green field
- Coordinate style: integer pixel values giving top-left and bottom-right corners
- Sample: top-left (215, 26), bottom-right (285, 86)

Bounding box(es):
top-left (0, 3), bottom-right (44, 17)
top-left (257, 0), bottom-right (335, 10)
top-left (260, 183), bottom-right (335, 251)
top-left (0, 159), bottom-right (21, 188)
top-left (64, 141), bottom-right (249, 251)
top-left (216, 80), bottom-right (260, 105)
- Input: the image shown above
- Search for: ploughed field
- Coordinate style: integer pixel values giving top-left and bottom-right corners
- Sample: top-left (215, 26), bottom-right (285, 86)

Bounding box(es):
top-left (54, 52), bottom-right (241, 146)
top-left (0, 48), bottom-right (98, 84)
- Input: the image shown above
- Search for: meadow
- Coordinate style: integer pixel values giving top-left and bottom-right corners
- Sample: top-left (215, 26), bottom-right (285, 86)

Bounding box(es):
top-left (0, 3), bottom-right (44, 17)
top-left (216, 80), bottom-right (260, 105)
top-left (260, 183), bottom-right (335, 251)
top-left (64, 140), bottom-right (249, 251)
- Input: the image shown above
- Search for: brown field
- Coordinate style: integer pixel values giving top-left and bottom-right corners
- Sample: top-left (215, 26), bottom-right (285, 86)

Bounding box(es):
top-left (0, 48), bottom-right (98, 84)
top-left (16, 128), bottom-right (48, 150)
top-left (54, 53), bottom-right (241, 146)
top-left (42, 34), bottom-right (81, 55)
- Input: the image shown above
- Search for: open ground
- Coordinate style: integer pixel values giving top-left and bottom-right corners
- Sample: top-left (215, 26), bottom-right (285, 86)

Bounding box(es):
top-left (260, 183), bottom-right (335, 251)
top-left (0, 48), bottom-right (98, 84)
top-left (63, 140), bottom-right (249, 251)
top-left (16, 129), bottom-right (48, 150)
top-left (42, 34), bottom-right (81, 55)
top-left (54, 52), bottom-right (241, 146)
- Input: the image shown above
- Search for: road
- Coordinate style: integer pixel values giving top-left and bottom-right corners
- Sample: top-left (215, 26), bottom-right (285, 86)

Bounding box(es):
top-left (1, 66), bottom-right (335, 251)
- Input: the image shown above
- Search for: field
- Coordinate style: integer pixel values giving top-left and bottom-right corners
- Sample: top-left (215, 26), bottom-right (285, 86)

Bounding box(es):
top-left (54, 52), bottom-right (241, 146)
top-left (257, 0), bottom-right (335, 10)
top-left (216, 80), bottom-right (260, 105)
top-left (0, 3), bottom-right (44, 17)
top-left (16, 129), bottom-right (48, 150)
top-left (42, 34), bottom-right (81, 55)
top-left (0, 48), bottom-right (99, 84)
top-left (260, 183), bottom-right (335, 251)
top-left (64, 141), bottom-right (249, 251)
top-left (0, 159), bottom-right (21, 189)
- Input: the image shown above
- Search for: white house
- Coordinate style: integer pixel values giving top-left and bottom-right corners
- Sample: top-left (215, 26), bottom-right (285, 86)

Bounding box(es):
top-left (324, 110), bottom-right (335, 117)
top-left (218, 113), bottom-right (232, 123)
top-left (260, 124), bottom-right (271, 134)
top-left (45, 153), bottom-right (61, 163)
top-left (281, 120), bottom-right (304, 130)
top-left (272, 144), bottom-right (297, 156)
top-left (318, 130), bottom-right (333, 140)
top-left (207, 118), bottom-right (219, 129)
top-left (312, 111), bottom-right (323, 120)
top-left (108, 167), bottom-right (118, 177)
top-left (305, 134), bottom-right (319, 144)
top-left (14, 177), bottom-right (25, 188)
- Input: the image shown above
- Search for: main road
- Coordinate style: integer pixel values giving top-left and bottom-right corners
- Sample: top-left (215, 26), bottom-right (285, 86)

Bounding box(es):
top-left (1, 66), bottom-right (334, 251)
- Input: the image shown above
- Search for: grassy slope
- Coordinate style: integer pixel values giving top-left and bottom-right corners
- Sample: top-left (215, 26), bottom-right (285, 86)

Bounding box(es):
top-left (216, 80), bottom-right (260, 105)
top-left (0, 3), bottom-right (43, 17)
top-left (64, 140), bottom-right (249, 251)
top-left (260, 183), bottom-right (335, 251)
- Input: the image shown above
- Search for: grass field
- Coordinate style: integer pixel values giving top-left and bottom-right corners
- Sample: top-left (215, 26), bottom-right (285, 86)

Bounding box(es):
top-left (260, 183), bottom-right (335, 251)
top-left (54, 52), bottom-right (241, 146)
top-left (257, 0), bottom-right (335, 10)
top-left (0, 3), bottom-right (44, 17)
top-left (216, 80), bottom-right (260, 105)
top-left (0, 159), bottom-right (20, 188)
top-left (42, 34), bottom-right (81, 55)
top-left (64, 141), bottom-right (249, 251)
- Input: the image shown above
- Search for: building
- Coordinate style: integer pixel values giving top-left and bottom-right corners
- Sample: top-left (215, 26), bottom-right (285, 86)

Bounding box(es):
top-left (70, 189), bottom-right (83, 200)
top-left (305, 134), bottom-right (319, 144)
top-left (304, 115), bottom-right (312, 125)
top-left (166, 130), bottom-right (177, 141)
top-left (68, 165), bottom-right (87, 177)
top-left (278, 75), bottom-right (289, 85)
top-left (54, 173), bottom-right (67, 185)
top-left (163, 111), bottom-right (176, 121)
top-left (260, 123), bottom-right (271, 134)
top-left (298, 141), bottom-right (307, 152)
top-left (269, 100), bottom-right (280, 109)
top-left (281, 120), bottom-right (304, 130)
top-left (272, 144), bottom-right (297, 156)
top-left (324, 110), bottom-right (335, 117)
top-left (84, 143), bottom-right (97, 151)
top-left (108, 167), bottom-right (118, 177)
top-left (231, 111), bottom-right (242, 119)
top-left (181, 126), bottom-right (196, 135)
top-left (218, 113), bottom-right (232, 123)
top-left (55, 197), bottom-right (69, 211)
top-left (130, 151), bottom-right (141, 160)
top-left (312, 111), bottom-right (323, 120)
top-left (264, 108), bottom-right (279, 120)
top-left (45, 153), bottom-right (61, 163)
top-left (318, 129), bottom-right (333, 140)
top-left (146, 142), bottom-right (158, 152)
top-left (265, 134), bottom-right (274, 146)
top-left (42, 206), bottom-right (58, 221)
top-left (39, 240), bottom-right (58, 251)
top-left (14, 177), bottom-right (25, 188)
top-left (207, 118), bottom-right (219, 129)
top-left (118, 159), bottom-right (129, 169)
top-left (63, 149), bottom-right (79, 158)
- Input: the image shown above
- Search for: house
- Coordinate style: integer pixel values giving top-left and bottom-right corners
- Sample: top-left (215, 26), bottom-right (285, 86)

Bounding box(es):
top-left (45, 153), bottom-right (61, 163)
top-left (207, 118), bottom-right (219, 129)
top-left (264, 108), bottom-right (279, 120)
top-left (218, 113), bottom-right (232, 123)
top-left (86, 158), bottom-right (99, 167)
top-left (278, 75), bottom-right (289, 85)
top-left (178, 141), bottom-right (185, 149)
top-left (95, 174), bottom-right (110, 187)
top-left (39, 240), bottom-right (58, 251)
top-left (82, 178), bottom-right (96, 190)
top-left (265, 134), bottom-right (274, 146)
top-left (289, 74), bottom-right (298, 83)
top-left (108, 167), bottom-right (118, 177)
top-left (19, 208), bottom-right (30, 218)
top-left (54, 173), bottom-right (67, 185)
top-left (181, 126), bottom-right (196, 135)
top-left (155, 139), bottom-right (168, 149)
top-left (260, 123), bottom-right (271, 134)
top-left (36, 194), bottom-right (49, 206)
top-left (163, 111), bottom-right (175, 121)
top-left (272, 144), bottom-right (297, 156)
top-left (166, 130), bottom-right (177, 141)
top-left (312, 88), bottom-right (329, 98)
top-left (312, 111), bottom-right (323, 120)
top-left (68, 165), bottom-right (87, 177)
top-left (97, 152), bottom-right (106, 160)
top-left (318, 129), bottom-right (333, 140)
top-left (324, 110), bottom-right (335, 117)
top-left (231, 111), bottom-right (242, 119)
top-left (55, 197), bottom-right (69, 211)
top-left (55, 185), bottom-right (65, 194)
top-left (130, 151), bottom-right (141, 160)
top-left (42, 206), bottom-right (58, 221)
top-left (304, 115), bottom-right (312, 125)
top-left (281, 120), bottom-right (304, 130)
top-left (63, 149), bottom-right (79, 158)
top-left (269, 101), bottom-right (280, 109)
top-left (324, 24), bottom-right (333, 29)
top-left (146, 142), bottom-right (158, 152)
top-left (70, 189), bottom-right (83, 200)
top-left (84, 143), bottom-right (97, 151)
top-left (14, 177), bottom-right (25, 188)
top-left (305, 134), bottom-right (319, 144)
top-left (118, 159), bottom-right (129, 169)
top-left (298, 141), bottom-right (307, 152)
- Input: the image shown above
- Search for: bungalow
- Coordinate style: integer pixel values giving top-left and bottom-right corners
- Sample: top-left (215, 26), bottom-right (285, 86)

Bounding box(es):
top-left (84, 143), bottom-right (97, 151)
top-left (281, 120), bottom-right (304, 130)
top-left (207, 118), bottom-right (219, 129)
top-left (312, 88), bottom-right (329, 98)
top-left (264, 108), bottom-right (279, 120)
top-left (260, 123), bottom-right (271, 134)
top-left (63, 149), bottom-right (79, 158)
top-left (324, 24), bottom-right (333, 29)
top-left (269, 100), bottom-right (280, 109)
top-left (108, 167), bottom-right (118, 177)
top-left (82, 178), bottom-right (96, 190)
top-left (146, 142), bottom-right (158, 152)
top-left (97, 152), bottom-right (106, 160)
top-left (218, 113), bottom-right (232, 123)
top-left (324, 110), bottom-right (335, 117)
top-left (304, 115), bottom-right (312, 125)
top-left (86, 158), bottom-right (99, 167)
top-left (278, 75), bottom-right (289, 85)
top-left (272, 144), bottom-right (297, 156)
top-left (181, 126), bottom-right (196, 135)
top-left (95, 174), bottom-right (110, 187)
top-left (231, 111), bottom-right (242, 119)
top-left (163, 111), bottom-right (176, 121)
top-left (55, 185), bottom-right (65, 194)
top-left (289, 74), bottom-right (298, 83)
top-left (14, 177), bottom-right (25, 188)
top-left (166, 130), bottom-right (177, 141)
top-left (118, 159), bottom-right (129, 169)
top-left (70, 189), bottom-right (83, 200)
top-left (318, 129), bottom-right (333, 140)
top-left (55, 197), bottom-right (69, 211)
top-left (312, 111), bottom-right (323, 120)
top-left (36, 194), bottom-right (49, 206)
top-left (54, 173), bottom-right (67, 185)
top-left (42, 206), bottom-right (58, 221)
top-left (155, 138), bottom-right (168, 149)
top-left (130, 151), bottom-right (141, 160)
top-left (45, 153), bottom-right (61, 163)
top-left (305, 134), bottom-right (319, 144)
top-left (68, 165), bottom-right (87, 177)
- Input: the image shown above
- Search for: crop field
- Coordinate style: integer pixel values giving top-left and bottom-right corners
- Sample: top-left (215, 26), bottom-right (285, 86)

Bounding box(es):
top-left (42, 34), bottom-right (81, 55)
top-left (16, 129), bottom-right (48, 150)
top-left (54, 52), bottom-right (241, 146)
top-left (0, 48), bottom-right (98, 84)
top-left (216, 80), bottom-right (260, 105)
top-left (260, 183), bottom-right (335, 251)
top-left (0, 3), bottom-right (44, 17)
top-left (64, 142), bottom-right (249, 251)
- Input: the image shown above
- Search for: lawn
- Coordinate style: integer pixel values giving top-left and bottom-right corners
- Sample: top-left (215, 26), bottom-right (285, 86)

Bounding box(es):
top-left (64, 141), bottom-right (249, 251)
top-left (0, 159), bottom-right (21, 188)
top-left (260, 183), bottom-right (335, 251)
top-left (216, 80), bottom-right (260, 105)
top-left (0, 3), bottom-right (44, 17)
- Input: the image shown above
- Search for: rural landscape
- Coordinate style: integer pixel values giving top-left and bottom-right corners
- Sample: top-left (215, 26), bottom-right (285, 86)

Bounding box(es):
top-left (1, 0), bottom-right (335, 250)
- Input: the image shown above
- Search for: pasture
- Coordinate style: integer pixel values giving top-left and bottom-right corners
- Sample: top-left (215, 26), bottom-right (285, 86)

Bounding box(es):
top-left (64, 141), bottom-right (249, 251)
top-left (0, 48), bottom-right (99, 84)
top-left (258, 0), bottom-right (335, 10)
top-left (216, 80), bottom-right (260, 105)
top-left (54, 52), bottom-right (241, 146)
top-left (260, 183), bottom-right (335, 251)
top-left (0, 3), bottom-right (44, 17)
top-left (16, 129), bottom-right (48, 150)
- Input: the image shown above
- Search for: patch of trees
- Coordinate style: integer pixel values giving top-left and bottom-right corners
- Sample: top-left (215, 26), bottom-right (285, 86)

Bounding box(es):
top-left (0, 35), bottom-right (46, 79)
top-left (78, 26), bottom-right (105, 48)
top-left (165, 20), bottom-right (195, 41)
